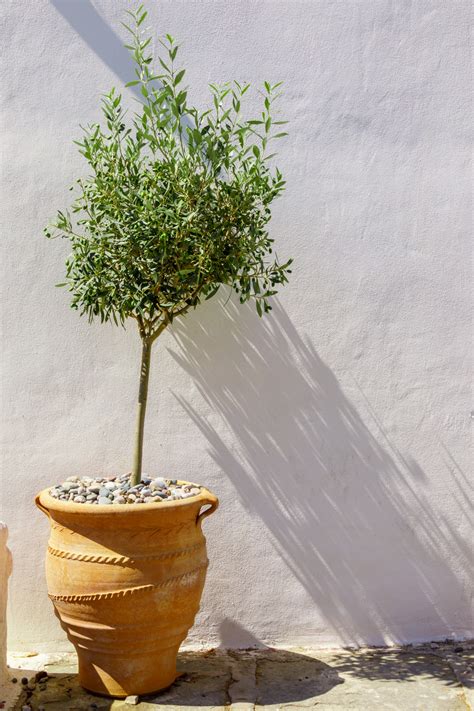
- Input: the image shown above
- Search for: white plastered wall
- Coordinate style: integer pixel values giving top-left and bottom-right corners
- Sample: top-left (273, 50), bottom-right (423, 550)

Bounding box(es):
top-left (0, 0), bottom-right (472, 651)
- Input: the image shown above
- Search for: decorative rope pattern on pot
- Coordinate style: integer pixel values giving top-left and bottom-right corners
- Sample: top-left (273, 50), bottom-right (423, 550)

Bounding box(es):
top-left (49, 520), bottom-right (194, 538)
top-left (48, 563), bottom-right (208, 602)
top-left (47, 541), bottom-right (203, 565)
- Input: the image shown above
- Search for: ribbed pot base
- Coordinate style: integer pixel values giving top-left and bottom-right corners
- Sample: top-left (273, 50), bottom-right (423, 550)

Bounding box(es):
top-left (36, 483), bottom-right (218, 697)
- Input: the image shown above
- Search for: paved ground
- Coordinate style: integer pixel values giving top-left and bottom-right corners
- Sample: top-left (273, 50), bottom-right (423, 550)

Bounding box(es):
top-left (2, 642), bottom-right (473, 710)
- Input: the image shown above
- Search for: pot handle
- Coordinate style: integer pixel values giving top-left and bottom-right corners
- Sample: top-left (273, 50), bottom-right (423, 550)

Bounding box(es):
top-left (196, 493), bottom-right (219, 526)
top-left (35, 493), bottom-right (50, 519)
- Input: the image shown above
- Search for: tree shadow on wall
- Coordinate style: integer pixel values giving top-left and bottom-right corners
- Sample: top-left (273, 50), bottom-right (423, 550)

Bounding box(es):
top-left (50, 0), bottom-right (139, 95)
top-left (168, 299), bottom-right (472, 647)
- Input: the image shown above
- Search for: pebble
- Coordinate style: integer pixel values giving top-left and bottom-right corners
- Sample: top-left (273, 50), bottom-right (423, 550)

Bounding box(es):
top-left (49, 476), bottom-right (203, 506)
top-left (125, 696), bottom-right (139, 705)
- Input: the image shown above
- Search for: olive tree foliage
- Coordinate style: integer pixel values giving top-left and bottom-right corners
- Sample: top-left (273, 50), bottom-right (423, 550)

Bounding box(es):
top-left (46, 5), bottom-right (292, 485)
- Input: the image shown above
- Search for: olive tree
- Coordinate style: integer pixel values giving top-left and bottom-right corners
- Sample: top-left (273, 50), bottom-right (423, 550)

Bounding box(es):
top-left (46, 5), bottom-right (292, 486)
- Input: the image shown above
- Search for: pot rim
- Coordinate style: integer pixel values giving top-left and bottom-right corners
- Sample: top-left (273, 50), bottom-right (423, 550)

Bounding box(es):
top-left (36, 480), bottom-right (218, 517)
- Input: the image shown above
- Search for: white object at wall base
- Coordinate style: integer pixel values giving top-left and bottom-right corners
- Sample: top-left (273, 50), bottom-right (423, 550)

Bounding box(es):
top-left (0, 523), bottom-right (12, 682)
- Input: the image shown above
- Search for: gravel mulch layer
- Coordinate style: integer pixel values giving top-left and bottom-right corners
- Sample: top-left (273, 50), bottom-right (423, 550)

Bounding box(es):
top-left (48, 475), bottom-right (202, 505)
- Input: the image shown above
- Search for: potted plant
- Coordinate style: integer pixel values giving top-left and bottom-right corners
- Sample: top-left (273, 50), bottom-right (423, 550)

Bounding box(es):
top-left (36, 4), bottom-right (291, 698)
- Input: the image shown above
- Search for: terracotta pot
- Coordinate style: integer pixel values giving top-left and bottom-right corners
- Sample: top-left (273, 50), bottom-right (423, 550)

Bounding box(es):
top-left (35, 482), bottom-right (218, 697)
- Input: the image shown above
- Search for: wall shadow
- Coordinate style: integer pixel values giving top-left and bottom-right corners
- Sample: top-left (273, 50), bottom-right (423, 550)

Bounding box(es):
top-left (167, 299), bottom-right (472, 647)
top-left (50, 0), bottom-right (193, 133)
top-left (50, 0), bottom-right (140, 95)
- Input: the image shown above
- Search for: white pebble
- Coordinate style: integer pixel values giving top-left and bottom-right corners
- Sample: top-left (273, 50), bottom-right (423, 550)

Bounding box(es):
top-left (152, 477), bottom-right (167, 489)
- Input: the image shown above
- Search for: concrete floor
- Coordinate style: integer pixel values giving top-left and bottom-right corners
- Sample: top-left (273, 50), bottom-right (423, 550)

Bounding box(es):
top-left (3, 642), bottom-right (473, 710)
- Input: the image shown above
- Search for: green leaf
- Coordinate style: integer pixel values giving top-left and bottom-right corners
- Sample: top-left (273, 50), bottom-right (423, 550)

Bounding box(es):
top-left (205, 284), bottom-right (220, 300)
top-left (137, 10), bottom-right (147, 26)
top-left (174, 69), bottom-right (185, 85)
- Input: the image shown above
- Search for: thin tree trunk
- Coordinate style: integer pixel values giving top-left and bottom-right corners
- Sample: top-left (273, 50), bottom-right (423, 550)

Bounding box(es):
top-left (131, 338), bottom-right (152, 486)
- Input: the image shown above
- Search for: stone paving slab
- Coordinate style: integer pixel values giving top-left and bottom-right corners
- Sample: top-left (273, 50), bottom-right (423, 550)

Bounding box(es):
top-left (3, 642), bottom-right (473, 710)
